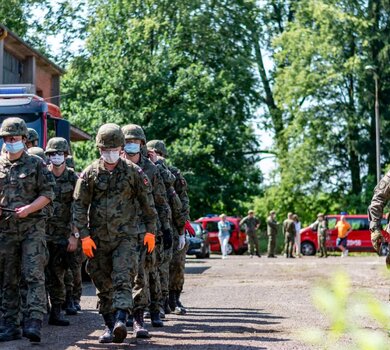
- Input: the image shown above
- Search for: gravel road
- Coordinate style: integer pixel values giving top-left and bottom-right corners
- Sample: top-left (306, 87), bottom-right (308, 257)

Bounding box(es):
top-left (4, 254), bottom-right (389, 349)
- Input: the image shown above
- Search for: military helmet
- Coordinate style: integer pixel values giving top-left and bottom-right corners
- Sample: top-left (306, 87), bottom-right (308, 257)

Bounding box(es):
top-left (65, 156), bottom-right (75, 169)
top-left (122, 124), bottom-right (146, 143)
top-left (27, 128), bottom-right (39, 143)
top-left (146, 139), bottom-right (168, 157)
top-left (248, 210), bottom-right (254, 215)
top-left (96, 123), bottom-right (124, 148)
top-left (45, 137), bottom-right (69, 154)
top-left (28, 147), bottom-right (47, 162)
top-left (0, 117), bottom-right (28, 138)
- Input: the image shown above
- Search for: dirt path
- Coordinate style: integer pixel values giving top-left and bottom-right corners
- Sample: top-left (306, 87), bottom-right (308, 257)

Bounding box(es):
top-left (4, 254), bottom-right (389, 349)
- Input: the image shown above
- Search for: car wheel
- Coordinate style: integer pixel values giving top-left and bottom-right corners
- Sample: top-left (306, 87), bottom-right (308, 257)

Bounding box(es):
top-left (226, 243), bottom-right (234, 255)
top-left (301, 241), bottom-right (315, 256)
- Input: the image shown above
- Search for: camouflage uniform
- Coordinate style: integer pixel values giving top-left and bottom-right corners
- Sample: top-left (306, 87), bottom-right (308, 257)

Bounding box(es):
top-left (132, 155), bottom-right (170, 312)
top-left (283, 218), bottom-right (296, 258)
top-left (64, 245), bottom-right (84, 309)
top-left (368, 171), bottom-right (390, 252)
top-left (0, 119), bottom-right (54, 343)
top-left (46, 166), bottom-right (77, 317)
top-left (168, 165), bottom-right (190, 312)
top-left (311, 216), bottom-right (328, 257)
top-left (240, 214), bottom-right (260, 256)
top-left (266, 214), bottom-right (278, 257)
top-left (155, 160), bottom-right (184, 309)
top-left (73, 123), bottom-right (157, 344)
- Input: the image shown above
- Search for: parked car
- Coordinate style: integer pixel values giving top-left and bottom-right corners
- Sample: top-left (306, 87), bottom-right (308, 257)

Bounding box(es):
top-left (300, 214), bottom-right (388, 256)
top-left (196, 215), bottom-right (248, 255)
top-left (186, 221), bottom-right (210, 258)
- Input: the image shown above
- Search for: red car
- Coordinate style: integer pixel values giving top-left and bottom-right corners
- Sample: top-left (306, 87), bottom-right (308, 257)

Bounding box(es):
top-left (300, 214), bottom-right (388, 256)
top-left (196, 215), bottom-right (248, 255)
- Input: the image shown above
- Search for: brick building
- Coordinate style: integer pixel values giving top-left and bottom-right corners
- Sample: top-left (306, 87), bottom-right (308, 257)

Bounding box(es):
top-left (0, 24), bottom-right (63, 106)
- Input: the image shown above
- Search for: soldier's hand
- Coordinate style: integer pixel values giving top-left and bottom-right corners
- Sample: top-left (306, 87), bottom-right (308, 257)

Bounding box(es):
top-left (178, 234), bottom-right (186, 251)
top-left (148, 150), bottom-right (158, 163)
top-left (371, 229), bottom-right (383, 255)
top-left (144, 233), bottom-right (156, 253)
top-left (81, 236), bottom-right (96, 258)
top-left (67, 236), bottom-right (78, 252)
top-left (15, 205), bottom-right (31, 218)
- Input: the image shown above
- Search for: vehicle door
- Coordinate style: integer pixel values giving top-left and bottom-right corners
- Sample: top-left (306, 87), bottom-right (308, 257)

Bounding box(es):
top-left (325, 217), bottom-right (338, 249)
top-left (205, 221), bottom-right (220, 250)
top-left (344, 218), bottom-right (367, 250)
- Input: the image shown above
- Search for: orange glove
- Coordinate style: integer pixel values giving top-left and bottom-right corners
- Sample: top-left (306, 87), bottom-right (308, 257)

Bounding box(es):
top-left (81, 236), bottom-right (97, 258)
top-left (144, 233), bottom-right (156, 254)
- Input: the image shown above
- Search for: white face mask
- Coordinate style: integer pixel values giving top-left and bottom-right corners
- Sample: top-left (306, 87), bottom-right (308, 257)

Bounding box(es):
top-left (101, 151), bottom-right (120, 164)
top-left (49, 154), bottom-right (65, 166)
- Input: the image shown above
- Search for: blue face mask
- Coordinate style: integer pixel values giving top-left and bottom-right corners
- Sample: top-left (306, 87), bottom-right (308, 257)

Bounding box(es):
top-left (5, 140), bottom-right (25, 154)
top-left (124, 143), bottom-right (140, 155)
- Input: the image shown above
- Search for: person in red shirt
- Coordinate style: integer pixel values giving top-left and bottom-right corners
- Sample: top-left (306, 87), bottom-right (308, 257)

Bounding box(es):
top-left (335, 216), bottom-right (352, 257)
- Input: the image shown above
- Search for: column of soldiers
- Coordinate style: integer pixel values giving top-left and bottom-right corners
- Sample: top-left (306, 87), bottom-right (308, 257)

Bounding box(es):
top-left (0, 118), bottom-right (194, 344)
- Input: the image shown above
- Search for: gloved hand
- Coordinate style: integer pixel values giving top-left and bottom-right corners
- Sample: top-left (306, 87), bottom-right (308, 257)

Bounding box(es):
top-left (184, 220), bottom-right (195, 237)
top-left (371, 229), bottom-right (383, 255)
top-left (162, 228), bottom-right (173, 250)
top-left (144, 232), bottom-right (156, 253)
top-left (178, 234), bottom-right (186, 251)
top-left (81, 236), bottom-right (96, 258)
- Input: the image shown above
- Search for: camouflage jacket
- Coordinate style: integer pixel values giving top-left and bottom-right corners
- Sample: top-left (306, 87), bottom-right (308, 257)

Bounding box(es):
top-left (46, 166), bottom-right (78, 242)
top-left (266, 216), bottom-right (278, 235)
top-left (155, 160), bottom-right (185, 228)
top-left (368, 171), bottom-right (390, 231)
top-left (168, 165), bottom-right (190, 229)
top-left (240, 216), bottom-right (260, 233)
top-left (283, 219), bottom-right (296, 236)
top-left (135, 155), bottom-right (171, 233)
top-left (0, 151), bottom-right (55, 220)
top-left (73, 158), bottom-right (157, 241)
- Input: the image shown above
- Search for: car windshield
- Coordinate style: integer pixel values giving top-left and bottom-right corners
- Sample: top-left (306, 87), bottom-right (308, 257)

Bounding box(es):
top-left (190, 222), bottom-right (203, 237)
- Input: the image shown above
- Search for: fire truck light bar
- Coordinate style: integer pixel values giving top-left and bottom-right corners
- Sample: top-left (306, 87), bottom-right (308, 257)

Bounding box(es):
top-left (0, 87), bottom-right (29, 95)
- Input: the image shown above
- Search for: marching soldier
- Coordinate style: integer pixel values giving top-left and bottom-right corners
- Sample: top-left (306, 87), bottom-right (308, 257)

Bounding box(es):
top-left (121, 124), bottom-right (171, 336)
top-left (73, 123), bottom-right (157, 344)
top-left (146, 140), bottom-right (194, 315)
top-left (0, 118), bottom-right (54, 343)
top-left (45, 137), bottom-right (78, 326)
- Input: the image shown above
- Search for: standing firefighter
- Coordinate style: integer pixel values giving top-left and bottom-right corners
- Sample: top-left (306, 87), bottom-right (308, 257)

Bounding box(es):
top-left (73, 123), bottom-right (157, 344)
top-left (45, 137), bottom-right (78, 326)
top-left (240, 210), bottom-right (261, 258)
top-left (0, 117), bottom-right (54, 343)
top-left (146, 140), bottom-right (195, 315)
top-left (121, 124), bottom-right (171, 336)
top-left (368, 172), bottom-right (390, 263)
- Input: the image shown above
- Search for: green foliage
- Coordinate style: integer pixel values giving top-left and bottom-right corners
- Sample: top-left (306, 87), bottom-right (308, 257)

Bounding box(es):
top-left (302, 271), bottom-right (390, 350)
top-left (62, 0), bottom-right (262, 218)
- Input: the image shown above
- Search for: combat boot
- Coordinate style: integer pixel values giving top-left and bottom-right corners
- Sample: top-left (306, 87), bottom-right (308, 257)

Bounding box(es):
top-left (74, 300), bottom-right (81, 311)
top-left (112, 309), bottom-right (128, 343)
top-left (150, 311), bottom-right (164, 327)
top-left (164, 296), bottom-right (171, 314)
top-left (0, 320), bottom-right (22, 342)
top-left (175, 291), bottom-right (187, 314)
top-left (133, 309), bottom-right (149, 338)
top-left (99, 313), bottom-right (114, 344)
top-left (159, 306), bottom-right (166, 319)
top-left (126, 314), bottom-right (133, 328)
top-left (168, 291), bottom-right (177, 311)
top-left (0, 315), bottom-right (5, 333)
top-left (64, 294), bottom-right (77, 315)
top-left (48, 304), bottom-right (70, 326)
top-left (23, 318), bottom-right (42, 342)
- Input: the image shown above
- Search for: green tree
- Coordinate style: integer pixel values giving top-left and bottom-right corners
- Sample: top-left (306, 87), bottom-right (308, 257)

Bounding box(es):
top-left (62, 0), bottom-right (262, 218)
